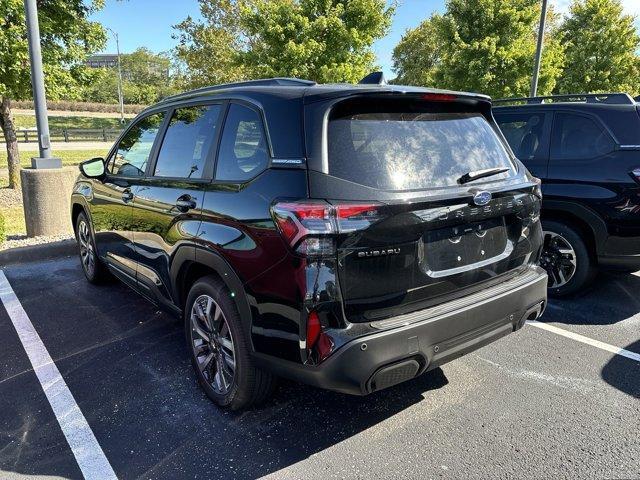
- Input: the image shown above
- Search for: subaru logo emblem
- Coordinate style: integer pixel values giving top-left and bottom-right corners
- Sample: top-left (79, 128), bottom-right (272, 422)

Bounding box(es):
top-left (473, 191), bottom-right (492, 206)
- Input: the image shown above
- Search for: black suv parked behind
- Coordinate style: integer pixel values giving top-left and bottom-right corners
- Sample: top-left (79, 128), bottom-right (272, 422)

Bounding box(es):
top-left (71, 77), bottom-right (547, 409)
top-left (494, 93), bottom-right (640, 296)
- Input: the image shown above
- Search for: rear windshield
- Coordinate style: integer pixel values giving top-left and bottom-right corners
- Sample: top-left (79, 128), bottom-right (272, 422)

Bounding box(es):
top-left (328, 111), bottom-right (514, 190)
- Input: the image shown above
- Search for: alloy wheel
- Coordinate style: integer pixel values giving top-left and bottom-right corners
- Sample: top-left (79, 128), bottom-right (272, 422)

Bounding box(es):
top-left (78, 219), bottom-right (96, 277)
top-left (540, 231), bottom-right (577, 289)
top-left (189, 294), bottom-right (236, 395)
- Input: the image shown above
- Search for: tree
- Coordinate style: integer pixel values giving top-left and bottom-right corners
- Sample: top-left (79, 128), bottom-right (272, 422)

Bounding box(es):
top-left (434, 0), bottom-right (565, 98)
top-left (556, 0), bottom-right (640, 95)
top-left (80, 48), bottom-right (178, 105)
top-left (392, 0), bottom-right (565, 97)
top-left (0, 0), bottom-right (105, 188)
top-left (391, 16), bottom-right (444, 86)
top-left (173, 0), bottom-right (247, 89)
top-left (173, 0), bottom-right (395, 86)
top-left (239, 0), bottom-right (394, 83)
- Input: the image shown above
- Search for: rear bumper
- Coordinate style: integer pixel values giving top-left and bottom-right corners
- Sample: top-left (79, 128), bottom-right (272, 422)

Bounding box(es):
top-left (257, 266), bottom-right (548, 395)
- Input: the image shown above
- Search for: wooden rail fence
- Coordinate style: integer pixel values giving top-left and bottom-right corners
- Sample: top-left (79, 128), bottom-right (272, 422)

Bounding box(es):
top-left (16, 128), bottom-right (123, 143)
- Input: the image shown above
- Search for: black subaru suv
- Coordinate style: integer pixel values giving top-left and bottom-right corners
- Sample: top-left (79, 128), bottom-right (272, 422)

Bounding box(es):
top-left (494, 93), bottom-right (640, 296)
top-left (71, 76), bottom-right (547, 410)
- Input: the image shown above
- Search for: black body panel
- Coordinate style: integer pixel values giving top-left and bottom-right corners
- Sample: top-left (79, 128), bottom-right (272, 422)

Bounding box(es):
top-left (494, 102), bottom-right (640, 269)
top-left (70, 80), bottom-right (547, 396)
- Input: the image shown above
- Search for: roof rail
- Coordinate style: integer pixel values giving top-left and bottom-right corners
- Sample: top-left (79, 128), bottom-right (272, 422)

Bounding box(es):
top-left (159, 77), bottom-right (317, 104)
top-left (493, 93), bottom-right (635, 106)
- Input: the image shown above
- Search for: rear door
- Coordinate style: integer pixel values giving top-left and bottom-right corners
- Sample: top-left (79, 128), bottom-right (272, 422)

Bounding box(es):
top-left (130, 103), bottom-right (223, 303)
top-left (306, 94), bottom-right (542, 322)
top-left (493, 109), bottom-right (551, 178)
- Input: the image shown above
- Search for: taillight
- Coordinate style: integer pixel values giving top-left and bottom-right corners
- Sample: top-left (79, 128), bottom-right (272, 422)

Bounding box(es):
top-left (271, 200), bottom-right (383, 256)
top-left (631, 168), bottom-right (640, 184)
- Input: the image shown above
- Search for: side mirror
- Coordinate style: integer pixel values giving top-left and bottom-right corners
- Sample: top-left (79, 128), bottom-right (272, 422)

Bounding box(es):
top-left (79, 157), bottom-right (106, 178)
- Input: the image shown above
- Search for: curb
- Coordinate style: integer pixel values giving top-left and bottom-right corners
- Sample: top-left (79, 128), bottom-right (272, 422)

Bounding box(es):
top-left (0, 239), bottom-right (77, 266)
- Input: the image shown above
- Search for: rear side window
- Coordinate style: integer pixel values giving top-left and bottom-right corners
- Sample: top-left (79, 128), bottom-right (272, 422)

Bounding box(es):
top-left (109, 112), bottom-right (164, 177)
top-left (328, 111), bottom-right (514, 190)
top-left (495, 112), bottom-right (547, 161)
top-left (551, 113), bottom-right (614, 160)
top-left (215, 104), bottom-right (268, 181)
top-left (154, 105), bottom-right (222, 179)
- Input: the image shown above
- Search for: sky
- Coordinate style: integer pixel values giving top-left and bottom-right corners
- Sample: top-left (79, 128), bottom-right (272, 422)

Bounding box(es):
top-left (91, 0), bottom-right (640, 79)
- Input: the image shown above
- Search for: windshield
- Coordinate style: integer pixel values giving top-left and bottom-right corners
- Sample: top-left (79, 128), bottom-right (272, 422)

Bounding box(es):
top-left (328, 111), bottom-right (514, 190)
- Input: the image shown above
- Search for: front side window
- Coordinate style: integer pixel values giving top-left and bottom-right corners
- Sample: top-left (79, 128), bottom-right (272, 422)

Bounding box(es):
top-left (328, 111), bottom-right (514, 190)
top-left (551, 113), bottom-right (614, 160)
top-left (154, 104), bottom-right (222, 179)
top-left (215, 104), bottom-right (268, 181)
top-left (109, 112), bottom-right (165, 177)
top-left (495, 112), bottom-right (547, 161)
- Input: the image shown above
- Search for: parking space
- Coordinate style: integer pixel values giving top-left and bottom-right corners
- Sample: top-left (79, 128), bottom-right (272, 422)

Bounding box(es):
top-left (0, 256), bottom-right (638, 479)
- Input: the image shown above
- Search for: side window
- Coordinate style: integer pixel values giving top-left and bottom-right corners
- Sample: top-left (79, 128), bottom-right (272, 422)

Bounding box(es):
top-left (215, 104), bottom-right (268, 181)
top-left (495, 112), bottom-right (547, 161)
top-left (109, 112), bottom-right (165, 177)
top-left (153, 104), bottom-right (222, 179)
top-left (551, 113), bottom-right (614, 160)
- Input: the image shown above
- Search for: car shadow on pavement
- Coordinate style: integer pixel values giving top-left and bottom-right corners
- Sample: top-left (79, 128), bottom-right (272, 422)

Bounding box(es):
top-left (0, 257), bottom-right (451, 480)
top-left (543, 272), bottom-right (640, 326)
top-left (601, 339), bottom-right (640, 399)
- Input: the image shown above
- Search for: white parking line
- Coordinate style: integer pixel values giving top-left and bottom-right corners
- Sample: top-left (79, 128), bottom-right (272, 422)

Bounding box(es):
top-left (528, 320), bottom-right (640, 363)
top-left (0, 271), bottom-right (117, 480)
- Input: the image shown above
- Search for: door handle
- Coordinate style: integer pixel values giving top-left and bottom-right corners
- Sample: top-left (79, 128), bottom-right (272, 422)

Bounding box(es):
top-left (175, 195), bottom-right (196, 212)
top-left (122, 189), bottom-right (134, 202)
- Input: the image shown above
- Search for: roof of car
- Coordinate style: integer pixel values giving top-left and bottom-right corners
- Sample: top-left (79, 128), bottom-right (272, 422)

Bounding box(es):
top-left (152, 77), bottom-right (491, 109)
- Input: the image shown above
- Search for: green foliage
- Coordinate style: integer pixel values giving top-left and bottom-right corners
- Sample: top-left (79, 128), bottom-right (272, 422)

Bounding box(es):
top-left (391, 16), bottom-right (443, 86)
top-left (173, 0), bottom-right (395, 87)
top-left (0, 210), bottom-right (6, 244)
top-left (239, 0), bottom-right (395, 83)
top-left (556, 0), bottom-right (640, 95)
top-left (173, 0), bottom-right (247, 89)
top-left (0, 0), bottom-right (106, 101)
top-left (419, 0), bottom-right (564, 98)
top-left (81, 48), bottom-right (178, 104)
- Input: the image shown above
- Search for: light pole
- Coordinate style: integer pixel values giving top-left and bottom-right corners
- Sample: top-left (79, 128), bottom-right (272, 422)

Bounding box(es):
top-left (530, 0), bottom-right (549, 98)
top-left (24, 0), bottom-right (60, 168)
top-left (106, 27), bottom-right (125, 124)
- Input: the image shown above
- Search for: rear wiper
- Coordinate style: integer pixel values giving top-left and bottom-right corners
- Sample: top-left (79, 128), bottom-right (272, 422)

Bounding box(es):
top-left (457, 167), bottom-right (510, 185)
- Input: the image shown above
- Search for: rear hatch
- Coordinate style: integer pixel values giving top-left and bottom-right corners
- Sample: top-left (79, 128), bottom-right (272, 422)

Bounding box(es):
top-left (306, 92), bottom-right (542, 323)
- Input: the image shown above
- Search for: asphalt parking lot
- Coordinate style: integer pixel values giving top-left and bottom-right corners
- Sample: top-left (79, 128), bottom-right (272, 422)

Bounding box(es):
top-left (0, 255), bottom-right (638, 480)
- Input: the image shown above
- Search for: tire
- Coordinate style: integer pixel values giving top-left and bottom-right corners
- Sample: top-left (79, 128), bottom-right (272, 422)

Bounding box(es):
top-left (75, 212), bottom-right (110, 284)
top-left (185, 275), bottom-right (276, 410)
top-left (541, 220), bottom-right (596, 297)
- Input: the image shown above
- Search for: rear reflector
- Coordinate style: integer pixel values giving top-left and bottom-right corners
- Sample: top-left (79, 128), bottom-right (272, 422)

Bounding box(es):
top-left (306, 311), bottom-right (321, 348)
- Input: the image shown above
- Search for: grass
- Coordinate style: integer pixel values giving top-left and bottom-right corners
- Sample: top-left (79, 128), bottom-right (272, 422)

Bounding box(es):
top-left (0, 149), bottom-right (109, 169)
top-left (13, 114), bottom-right (127, 130)
top-left (1, 206), bottom-right (26, 235)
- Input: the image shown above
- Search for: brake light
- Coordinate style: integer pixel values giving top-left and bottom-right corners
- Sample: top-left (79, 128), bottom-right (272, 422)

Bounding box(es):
top-left (422, 93), bottom-right (457, 102)
top-left (271, 200), bottom-right (383, 255)
top-left (631, 168), bottom-right (640, 184)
